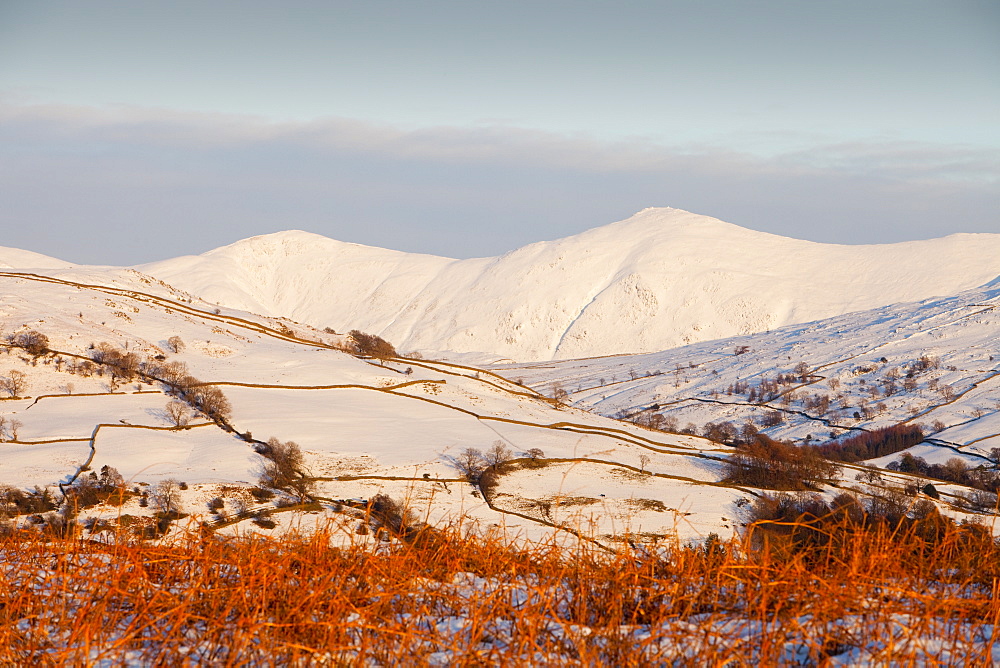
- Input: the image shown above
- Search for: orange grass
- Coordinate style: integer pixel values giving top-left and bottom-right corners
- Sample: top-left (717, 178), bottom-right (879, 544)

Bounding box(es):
top-left (0, 519), bottom-right (998, 665)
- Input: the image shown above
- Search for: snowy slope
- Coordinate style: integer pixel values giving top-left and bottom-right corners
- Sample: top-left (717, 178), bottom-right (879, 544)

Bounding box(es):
top-left (0, 245), bottom-right (73, 270)
top-left (493, 278), bottom-right (1000, 467)
top-left (138, 208), bottom-right (1000, 361)
top-left (0, 268), bottom-right (752, 544)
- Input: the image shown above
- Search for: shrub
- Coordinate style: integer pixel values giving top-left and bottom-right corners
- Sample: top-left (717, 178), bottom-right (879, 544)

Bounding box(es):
top-left (348, 330), bottom-right (396, 363)
top-left (367, 494), bottom-right (424, 540)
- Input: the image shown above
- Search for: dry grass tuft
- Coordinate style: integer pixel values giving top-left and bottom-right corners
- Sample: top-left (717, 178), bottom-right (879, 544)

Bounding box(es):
top-left (0, 513), bottom-right (998, 664)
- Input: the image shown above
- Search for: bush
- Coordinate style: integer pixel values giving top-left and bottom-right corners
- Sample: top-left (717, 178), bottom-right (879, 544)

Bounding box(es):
top-left (367, 494), bottom-right (423, 540)
top-left (348, 330), bottom-right (396, 362)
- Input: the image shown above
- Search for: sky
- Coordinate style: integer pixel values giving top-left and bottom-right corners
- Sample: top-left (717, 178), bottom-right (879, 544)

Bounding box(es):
top-left (0, 0), bottom-right (997, 265)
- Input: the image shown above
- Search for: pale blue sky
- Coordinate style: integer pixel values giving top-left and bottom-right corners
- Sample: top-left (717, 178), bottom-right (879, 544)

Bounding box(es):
top-left (0, 1), bottom-right (997, 264)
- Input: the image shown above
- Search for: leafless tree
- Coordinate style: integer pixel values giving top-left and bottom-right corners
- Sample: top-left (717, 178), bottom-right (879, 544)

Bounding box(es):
top-left (484, 440), bottom-right (513, 467)
top-left (151, 478), bottom-right (181, 515)
top-left (456, 447), bottom-right (486, 480)
top-left (259, 438), bottom-right (312, 499)
top-left (1, 370), bottom-right (27, 398)
top-left (165, 400), bottom-right (192, 427)
top-left (8, 419), bottom-right (20, 441)
top-left (525, 448), bottom-right (545, 460)
top-left (638, 454), bottom-right (651, 473)
top-left (166, 336), bottom-right (185, 354)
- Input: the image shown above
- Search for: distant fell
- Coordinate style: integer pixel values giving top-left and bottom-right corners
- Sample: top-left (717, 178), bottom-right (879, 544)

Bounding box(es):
top-left (137, 208), bottom-right (1000, 361)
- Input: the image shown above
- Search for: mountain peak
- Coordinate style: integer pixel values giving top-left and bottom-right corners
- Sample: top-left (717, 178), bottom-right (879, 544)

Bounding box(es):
top-left (139, 209), bottom-right (1000, 361)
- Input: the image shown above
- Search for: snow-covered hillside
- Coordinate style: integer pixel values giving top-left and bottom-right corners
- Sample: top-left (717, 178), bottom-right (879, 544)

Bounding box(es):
top-left (0, 249), bottom-right (997, 546)
top-left (493, 278), bottom-right (1000, 470)
top-left (139, 208), bottom-right (1000, 361)
top-left (0, 268), bottom-right (759, 544)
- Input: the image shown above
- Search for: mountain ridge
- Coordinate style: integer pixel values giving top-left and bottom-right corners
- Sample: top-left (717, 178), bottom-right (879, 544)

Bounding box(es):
top-left (5, 207), bottom-right (999, 361)
top-left (139, 208), bottom-right (1000, 360)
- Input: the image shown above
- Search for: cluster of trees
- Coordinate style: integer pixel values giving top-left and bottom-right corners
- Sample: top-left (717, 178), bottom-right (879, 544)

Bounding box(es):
top-left (723, 434), bottom-right (841, 491)
top-left (141, 357), bottom-right (232, 423)
top-left (7, 330), bottom-right (49, 357)
top-left (812, 424), bottom-right (924, 463)
top-left (348, 330), bottom-right (396, 363)
top-left (887, 452), bottom-right (1000, 493)
top-left (454, 441), bottom-right (524, 498)
top-left (65, 465), bottom-right (128, 509)
top-left (77, 341), bottom-right (235, 425)
top-left (0, 485), bottom-right (57, 516)
top-left (257, 438), bottom-right (313, 500)
top-left (454, 441), bottom-right (515, 481)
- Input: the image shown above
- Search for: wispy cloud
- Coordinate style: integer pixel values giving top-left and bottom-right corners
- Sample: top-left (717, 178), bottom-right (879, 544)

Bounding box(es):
top-left (1, 102), bottom-right (996, 265)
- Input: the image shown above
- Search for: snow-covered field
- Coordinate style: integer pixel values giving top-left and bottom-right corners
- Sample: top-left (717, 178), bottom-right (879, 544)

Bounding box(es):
top-left (0, 267), bottom-right (743, 543)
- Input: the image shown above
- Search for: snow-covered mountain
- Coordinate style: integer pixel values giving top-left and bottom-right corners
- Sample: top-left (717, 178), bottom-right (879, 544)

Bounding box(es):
top-left (138, 208), bottom-right (1000, 361)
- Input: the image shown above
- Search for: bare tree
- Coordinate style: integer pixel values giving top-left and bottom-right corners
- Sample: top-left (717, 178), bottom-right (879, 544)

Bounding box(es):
top-left (484, 440), bottom-right (513, 467)
top-left (11, 330), bottom-right (49, 357)
top-left (638, 454), bottom-right (650, 473)
top-left (188, 385), bottom-right (232, 422)
top-left (150, 478), bottom-right (181, 515)
top-left (0, 370), bottom-right (26, 398)
top-left (525, 448), bottom-right (545, 460)
top-left (259, 438), bottom-right (312, 499)
top-left (8, 419), bottom-right (20, 441)
top-left (550, 383), bottom-right (569, 404)
top-left (165, 400), bottom-right (192, 428)
top-left (456, 447), bottom-right (486, 480)
top-left (166, 336), bottom-right (185, 354)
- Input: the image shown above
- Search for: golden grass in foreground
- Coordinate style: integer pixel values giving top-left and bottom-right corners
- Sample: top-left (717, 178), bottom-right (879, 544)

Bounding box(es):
top-left (0, 518), bottom-right (998, 665)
